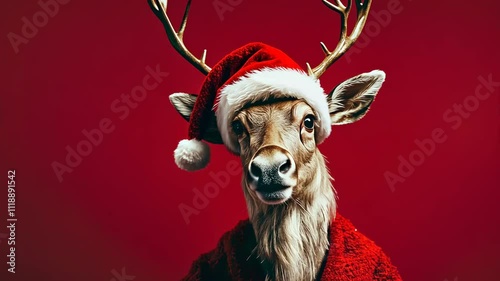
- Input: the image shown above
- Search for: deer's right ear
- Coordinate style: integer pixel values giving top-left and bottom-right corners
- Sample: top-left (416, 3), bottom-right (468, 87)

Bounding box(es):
top-left (169, 93), bottom-right (224, 144)
top-left (169, 93), bottom-right (197, 122)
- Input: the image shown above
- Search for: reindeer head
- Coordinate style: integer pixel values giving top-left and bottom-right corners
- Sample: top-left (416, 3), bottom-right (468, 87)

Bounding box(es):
top-left (170, 69), bottom-right (384, 205)
top-left (150, 0), bottom-right (384, 205)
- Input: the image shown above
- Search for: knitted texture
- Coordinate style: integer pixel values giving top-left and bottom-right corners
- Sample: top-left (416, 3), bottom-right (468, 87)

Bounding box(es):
top-left (181, 214), bottom-right (402, 281)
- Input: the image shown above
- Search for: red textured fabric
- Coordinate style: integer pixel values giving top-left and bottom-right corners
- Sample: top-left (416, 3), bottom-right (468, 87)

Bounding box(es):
top-left (181, 214), bottom-right (402, 281)
top-left (188, 42), bottom-right (302, 141)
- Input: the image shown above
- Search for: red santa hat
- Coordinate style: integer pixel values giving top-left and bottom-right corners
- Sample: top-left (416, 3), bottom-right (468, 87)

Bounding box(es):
top-left (174, 42), bottom-right (331, 171)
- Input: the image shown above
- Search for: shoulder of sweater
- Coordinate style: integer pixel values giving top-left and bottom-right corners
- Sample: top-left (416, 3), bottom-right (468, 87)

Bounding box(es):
top-left (330, 213), bottom-right (384, 258)
top-left (321, 214), bottom-right (401, 280)
top-left (193, 219), bottom-right (253, 266)
top-left (219, 219), bottom-right (254, 249)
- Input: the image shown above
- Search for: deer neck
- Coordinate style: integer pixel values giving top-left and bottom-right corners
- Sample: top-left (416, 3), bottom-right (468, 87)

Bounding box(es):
top-left (245, 150), bottom-right (336, 281)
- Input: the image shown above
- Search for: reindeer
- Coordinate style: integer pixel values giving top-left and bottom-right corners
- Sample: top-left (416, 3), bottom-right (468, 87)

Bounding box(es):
top-left (149, 0), bottom-right (402, 280)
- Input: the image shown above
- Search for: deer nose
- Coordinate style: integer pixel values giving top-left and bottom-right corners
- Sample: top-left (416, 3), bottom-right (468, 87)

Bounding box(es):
top-left (250, 161), bottom-right (292, 179)
top-left (248, 146), bottom-right (296, 186)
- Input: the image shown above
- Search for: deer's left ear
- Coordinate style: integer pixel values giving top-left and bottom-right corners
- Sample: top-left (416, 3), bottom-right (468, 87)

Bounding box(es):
top-left (326, 70), bottom-right (386, 125)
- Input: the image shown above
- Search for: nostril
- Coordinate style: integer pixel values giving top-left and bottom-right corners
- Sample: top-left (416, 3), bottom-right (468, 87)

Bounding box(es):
top-left (250, 162), bottom-right (262, 178)
top-left (279, 159), bottom-right (291, 174)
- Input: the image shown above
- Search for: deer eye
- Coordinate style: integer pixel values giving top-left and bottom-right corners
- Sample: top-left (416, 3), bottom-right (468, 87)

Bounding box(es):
top-left (303, 115), bottom-right (315, 131)
top-left (232, 120), bottom-right (244, 135)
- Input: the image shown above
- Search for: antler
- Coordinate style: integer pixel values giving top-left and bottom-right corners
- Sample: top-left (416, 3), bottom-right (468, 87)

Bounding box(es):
top-left (307, 0), bottom-right (372, 79)
top-left (148, 0), bottom-right (212, 75)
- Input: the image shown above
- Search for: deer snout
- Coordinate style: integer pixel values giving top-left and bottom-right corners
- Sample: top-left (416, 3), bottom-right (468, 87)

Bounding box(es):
top-left (247, 146), bottom-right (297, 204)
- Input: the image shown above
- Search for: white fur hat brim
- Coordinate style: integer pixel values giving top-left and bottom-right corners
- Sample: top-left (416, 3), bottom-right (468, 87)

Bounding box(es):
top-left (215, 67), bottom-right (332, 154)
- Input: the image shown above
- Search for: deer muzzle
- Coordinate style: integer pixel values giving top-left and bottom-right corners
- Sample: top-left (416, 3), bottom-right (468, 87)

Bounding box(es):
top-left (247, 145), bottom-right (297, 204)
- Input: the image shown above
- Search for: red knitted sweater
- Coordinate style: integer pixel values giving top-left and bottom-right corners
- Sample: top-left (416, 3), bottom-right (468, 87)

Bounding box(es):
top-left (181, 214), bottom-right (402, 281)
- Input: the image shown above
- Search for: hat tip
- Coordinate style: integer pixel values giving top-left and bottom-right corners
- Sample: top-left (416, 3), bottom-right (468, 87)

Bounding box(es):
top-left (174, 139), bottom-right (210, 171)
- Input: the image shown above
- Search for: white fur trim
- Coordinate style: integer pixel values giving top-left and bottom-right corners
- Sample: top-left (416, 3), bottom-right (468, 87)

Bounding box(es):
top-left (215, 67), bottom-right (332, 154)
top-left (174, 139), bottom-right (210, 171)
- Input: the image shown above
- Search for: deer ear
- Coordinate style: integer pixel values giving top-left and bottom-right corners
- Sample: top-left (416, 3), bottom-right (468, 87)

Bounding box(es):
top-left (169, 93), bottom-right (224, 144)
top-left (169, 93), bottom-right (197, 122)
top-left (327, 70), bottom-right (386, 125)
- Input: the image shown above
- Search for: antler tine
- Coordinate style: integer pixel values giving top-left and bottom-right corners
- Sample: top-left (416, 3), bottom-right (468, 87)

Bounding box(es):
top-left (307, 0), bottom-right (372, 79)
top-left (178, 0), bottom-right (190, 40)
top-left (148, 0), bottom-right (212, 75)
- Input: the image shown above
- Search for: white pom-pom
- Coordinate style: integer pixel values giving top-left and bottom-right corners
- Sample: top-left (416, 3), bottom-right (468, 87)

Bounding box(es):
top-left (174, 139), bottom-right (210, 171)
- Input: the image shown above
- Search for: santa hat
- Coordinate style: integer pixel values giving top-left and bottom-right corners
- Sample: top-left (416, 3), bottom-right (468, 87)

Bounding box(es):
top-left (173, 42), bottom-right (331, 171)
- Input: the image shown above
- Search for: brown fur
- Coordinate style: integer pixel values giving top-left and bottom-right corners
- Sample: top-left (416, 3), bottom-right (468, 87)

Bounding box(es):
top-left (233, 100), bottom-right (336, 281)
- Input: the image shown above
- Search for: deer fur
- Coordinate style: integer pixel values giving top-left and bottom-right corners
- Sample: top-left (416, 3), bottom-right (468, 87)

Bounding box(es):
top-left (236, 100), bottom-right (336, 281)
top-left (170, 70), bottom-right (386, 281)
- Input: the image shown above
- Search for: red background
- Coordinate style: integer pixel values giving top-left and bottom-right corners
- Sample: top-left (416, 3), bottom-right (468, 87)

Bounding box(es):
top-left (1, 0), bottom-right (499, 280)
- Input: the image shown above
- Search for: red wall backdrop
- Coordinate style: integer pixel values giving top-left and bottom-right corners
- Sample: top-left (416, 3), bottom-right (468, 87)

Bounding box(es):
top-left (1, 0), bottom-right (499, 280)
